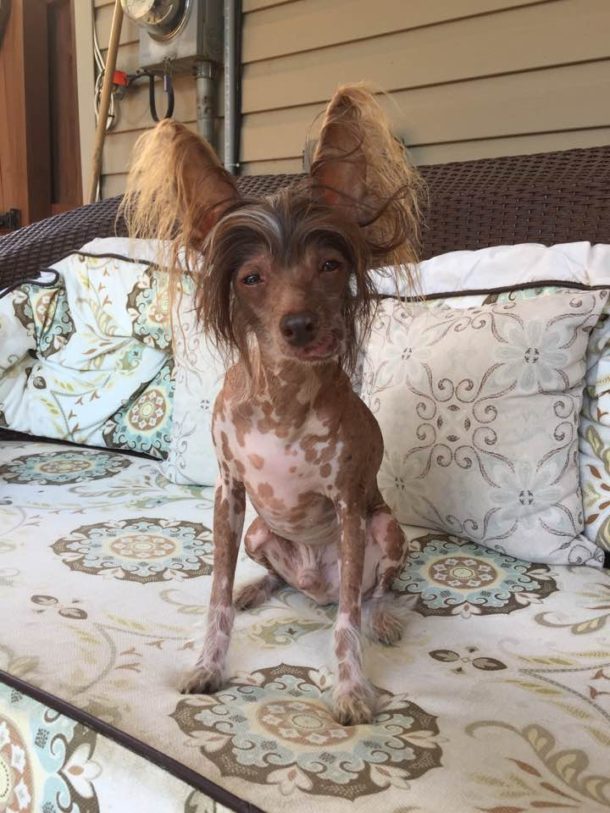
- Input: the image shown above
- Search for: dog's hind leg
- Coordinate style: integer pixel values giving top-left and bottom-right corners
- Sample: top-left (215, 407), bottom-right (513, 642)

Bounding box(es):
top-left (234, 517), bottom-right (286, 610)
top-left (365, 505), bottom-right (409, 646)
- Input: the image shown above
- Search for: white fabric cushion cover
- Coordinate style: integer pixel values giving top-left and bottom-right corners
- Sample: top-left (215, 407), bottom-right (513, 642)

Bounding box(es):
top-left (580, 306), bottom-right (610, 549)
top-left (159, 288), bottom-right (225, 487)
top-left (361, 290), bottom-right (608, 567)
top-left (371, 241), bottom-right (610, 297)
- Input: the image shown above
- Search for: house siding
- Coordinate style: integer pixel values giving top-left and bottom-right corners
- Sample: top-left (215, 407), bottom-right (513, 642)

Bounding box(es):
top-left (93, 0), bottom-right (610, 193)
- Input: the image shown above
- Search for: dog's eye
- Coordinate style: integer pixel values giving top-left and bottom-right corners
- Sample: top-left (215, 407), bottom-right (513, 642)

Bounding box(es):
top-left (321, 259), bottom-right (341, 273)
top-left (242, 272), bottom-right (262, 286)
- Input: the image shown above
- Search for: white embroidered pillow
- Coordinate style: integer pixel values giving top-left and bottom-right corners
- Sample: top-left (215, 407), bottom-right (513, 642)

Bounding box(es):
top-left (361, 290), bottom-right (609, 567)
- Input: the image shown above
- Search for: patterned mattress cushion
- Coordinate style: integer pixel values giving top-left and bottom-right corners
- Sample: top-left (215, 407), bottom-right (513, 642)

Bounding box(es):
top-left (1, 439), bottom-right (609, 812)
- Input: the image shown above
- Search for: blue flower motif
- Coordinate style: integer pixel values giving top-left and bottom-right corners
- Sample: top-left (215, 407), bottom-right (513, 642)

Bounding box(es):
top-left (172, 664), bottom-right (441, 799)
top-left (0, 683), bottom-right (100, 811)
top-left (0, 450), bottom-right (131, 485)
top-left (52, 517), bottom-right (213, 583)
top-left (394, 534), bottom-right (557, 617)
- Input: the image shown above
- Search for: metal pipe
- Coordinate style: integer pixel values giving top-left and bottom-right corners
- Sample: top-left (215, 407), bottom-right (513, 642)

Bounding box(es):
top-left (196, 60), bottom-right (216, 148)
top-left (223, 0), bottom-right (239, 174)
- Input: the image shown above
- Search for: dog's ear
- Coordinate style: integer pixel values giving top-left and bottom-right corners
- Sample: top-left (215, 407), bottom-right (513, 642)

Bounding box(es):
top-left (310, 84), bottom-right (424, 269)
top-left (310, 86), bottom-right (368, 220)
top-left (121, 119), bottom-right (239, 249)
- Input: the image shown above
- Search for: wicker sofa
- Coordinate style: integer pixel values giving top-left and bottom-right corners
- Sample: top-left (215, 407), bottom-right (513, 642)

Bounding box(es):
top-left (0, 147), bottom-right (609, 813)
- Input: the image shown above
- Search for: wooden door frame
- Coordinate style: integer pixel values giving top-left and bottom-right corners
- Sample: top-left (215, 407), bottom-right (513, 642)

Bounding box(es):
top-left (0, 0), bottom-right (94, 230)
top-left (73, 1), bottom-right (95, 206)
top-left (0, 0), bottom-right (51, 227)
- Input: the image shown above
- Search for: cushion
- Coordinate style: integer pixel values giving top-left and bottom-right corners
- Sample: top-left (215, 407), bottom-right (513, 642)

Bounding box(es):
top-left (0, 240), bottom-right (173, 458)
top-left (580, 304), bottom-right (610, 549)
top-left (159, 284), bottom-right (225, 486)
top-left (361, 290), bottom-right (608, 566)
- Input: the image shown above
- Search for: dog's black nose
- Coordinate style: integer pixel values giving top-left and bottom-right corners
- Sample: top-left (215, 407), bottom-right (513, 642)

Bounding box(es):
top-left (280, 311), bottom-right (319, 347)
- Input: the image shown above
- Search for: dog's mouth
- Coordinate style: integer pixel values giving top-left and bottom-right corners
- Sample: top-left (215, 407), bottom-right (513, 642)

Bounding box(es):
top-left (292, 331), bottom-right (341, 362)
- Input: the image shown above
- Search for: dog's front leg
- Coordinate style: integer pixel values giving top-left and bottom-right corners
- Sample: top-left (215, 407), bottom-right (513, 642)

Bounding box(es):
top-left (181, 475), bottom-right (245, 694)
top-left (332, 501), bottom-right (375, 725)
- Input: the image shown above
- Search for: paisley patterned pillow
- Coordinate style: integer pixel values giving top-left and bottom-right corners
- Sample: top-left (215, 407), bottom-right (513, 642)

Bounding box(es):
top-left (361, 290), bottom-right (609, 567)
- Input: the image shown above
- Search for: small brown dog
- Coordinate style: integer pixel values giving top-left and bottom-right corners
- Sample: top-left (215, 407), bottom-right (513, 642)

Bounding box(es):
top-left (124, 84), bottom-right (423, 724)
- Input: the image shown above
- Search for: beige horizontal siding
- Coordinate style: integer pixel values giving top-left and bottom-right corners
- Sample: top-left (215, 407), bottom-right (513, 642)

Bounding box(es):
top-left (241, 127), bottom-right (610, 174)
top-left (93, 0), bottom-right (610, 192)
top-left (243, 0), bottom-right (301, 12)
top-left (241, 59), bottom-right (610, 159)
top-left (240, 0), bottom-right (610, 173)
top-left (242, 0), bottom-right (543, 63)
top-left (96, 3), bottom-right (139, 49)
top-left (242, 0), bottom-right (610, 113)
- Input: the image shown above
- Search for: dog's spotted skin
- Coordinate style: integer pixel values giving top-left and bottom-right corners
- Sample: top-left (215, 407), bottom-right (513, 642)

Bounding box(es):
top-left (182, 361), bottom-right (408, 724)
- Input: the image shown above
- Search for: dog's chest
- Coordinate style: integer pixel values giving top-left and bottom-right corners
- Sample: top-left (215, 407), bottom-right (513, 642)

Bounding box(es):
top-left (216, 408), bottom-right (341, 512)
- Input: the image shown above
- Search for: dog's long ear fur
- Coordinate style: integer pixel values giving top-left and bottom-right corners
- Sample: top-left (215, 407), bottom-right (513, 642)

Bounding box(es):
top-left (311, 84), bottom-right (424, 277)
top-left (120, 119), bottom-right (239, 264)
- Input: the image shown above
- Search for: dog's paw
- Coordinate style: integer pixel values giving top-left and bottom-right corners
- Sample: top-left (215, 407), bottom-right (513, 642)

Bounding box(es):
top-left (234, 579), bottom-right (268, 611)
top-left (371, 609), bottom-right (403, 646)
top-left (180, 666), bottom-right (224, 695)
top-left (333, 688), bottom-right (375, 726)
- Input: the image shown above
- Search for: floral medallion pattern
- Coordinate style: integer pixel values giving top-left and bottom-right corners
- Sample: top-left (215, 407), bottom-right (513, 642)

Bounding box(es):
top-left (0, 683), bottom-right (99, 812)
top-left (0, 716), bottom-right (34, 811)
top-left (172, 664), bottom-right (442, 799)
top-left (12, 284), bottom-right (75, 358)
top-left (2, 435), bottom-right (610, 812)
top-left (102, 360), bottom-right (174, 459)
top-left (52, 517), bottom-right (213, 583)
top-left (126, 266), bottom-right (172, 351)
top-left (394, 534), bottom-right (558, 617)
top-left (0, 450), bottom-right (132, 485)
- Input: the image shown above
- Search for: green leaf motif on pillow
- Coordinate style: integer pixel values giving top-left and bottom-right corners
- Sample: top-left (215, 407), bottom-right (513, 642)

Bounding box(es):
top-left (581, 424), bottom-right (610, 550)
top-left (584, 425), bottom-right (610, 475)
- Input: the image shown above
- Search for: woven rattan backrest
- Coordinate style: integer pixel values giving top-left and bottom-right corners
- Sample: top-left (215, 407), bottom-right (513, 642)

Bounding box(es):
top-left (1, 146), bottom-right (609, 289)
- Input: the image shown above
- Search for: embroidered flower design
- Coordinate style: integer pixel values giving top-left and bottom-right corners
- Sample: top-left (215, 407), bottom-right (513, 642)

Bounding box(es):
top-left (52, 518), bottom-right (213, 583)
top-left (394, 534), bottom-right (557, 617)
top-left (0, 451), bottom-right (131, 485)
top-left (172, 664), bottom-right (441, 799)
top-left (495, 321), bottom-right (569, 392)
